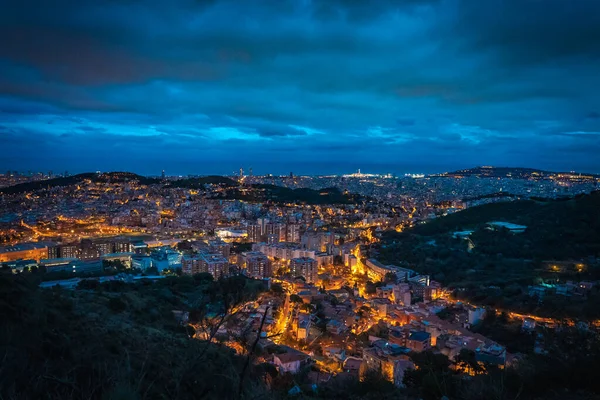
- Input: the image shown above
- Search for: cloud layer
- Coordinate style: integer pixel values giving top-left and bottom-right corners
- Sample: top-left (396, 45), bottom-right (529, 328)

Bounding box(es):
top-left (1, 0), bottom-right (600, 174)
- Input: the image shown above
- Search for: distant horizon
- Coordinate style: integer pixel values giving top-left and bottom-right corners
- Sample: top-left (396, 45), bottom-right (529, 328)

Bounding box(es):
top-left (4, 163), bottom-right (600, 178)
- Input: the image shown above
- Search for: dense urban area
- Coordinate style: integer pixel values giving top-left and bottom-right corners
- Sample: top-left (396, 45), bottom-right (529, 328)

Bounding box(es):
top-left (2, 166), bottom-right (600, 400)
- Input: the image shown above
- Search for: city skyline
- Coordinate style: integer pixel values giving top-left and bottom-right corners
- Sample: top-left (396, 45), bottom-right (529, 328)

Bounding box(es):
top-left (2, 0), bottom-right (600, 173)
top-left (4, 163), bottom-right (600, 178)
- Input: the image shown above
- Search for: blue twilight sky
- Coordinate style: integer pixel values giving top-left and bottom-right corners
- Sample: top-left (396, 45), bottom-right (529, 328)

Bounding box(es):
top-left (1, 0), bottom-right (600, 176)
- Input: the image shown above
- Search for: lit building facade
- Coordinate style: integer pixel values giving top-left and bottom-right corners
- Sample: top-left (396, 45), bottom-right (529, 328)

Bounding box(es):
top-left (290, 257), bottom-right (317, 283)
top-left (239, 251), bottom-right (272, 278)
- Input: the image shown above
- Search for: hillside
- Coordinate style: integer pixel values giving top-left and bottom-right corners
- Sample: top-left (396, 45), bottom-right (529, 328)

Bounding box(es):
top-left (378, 191), bottom-right (600, 290)
top-left (437, 166), bottom-right (600, 179)
top-left (224, 184), bottom-right (363, 205)
top-left (408, 191), bottom-right (600, 260)
top-left (0, 272), bottom-right (273, 400)
top-left (0, 172), bottom-right (159, 194)
top-left (409, 200), bottom-right (540, 236)
top-left (439, 166), bottom-right (548, 178)
top-left (0, 173), bottom-right (361, 205)
top-left (410, 191), bottom-right (600, 259)
top-left (167, 175), bottom-right (239, 188)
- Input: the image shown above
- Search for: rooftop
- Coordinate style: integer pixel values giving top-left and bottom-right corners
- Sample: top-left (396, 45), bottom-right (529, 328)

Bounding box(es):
top-left (409, 331), bottom-right (431, 342)
top-left (0, 242), bottom-right (52, 253)
top-left (274, 347), bottom-right (310, 364)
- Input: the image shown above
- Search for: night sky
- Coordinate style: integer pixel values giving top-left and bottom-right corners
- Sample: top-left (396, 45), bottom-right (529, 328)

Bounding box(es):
top-left (1, 0), bottom-right (600, 176)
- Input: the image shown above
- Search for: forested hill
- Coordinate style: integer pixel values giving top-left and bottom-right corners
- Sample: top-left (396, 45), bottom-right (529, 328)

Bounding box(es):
top-left (166, 175), bottom-right (239, 188)
top-left (0, 172), bottom-right (160, 194)
top-left (0, 174), bottom-right (360, 204)
top-left (438, 166), bottom-right (600, 179)
top-left (0, 272), bottom-right (271, 400)
top-left (411, 191), bottom-right (600, 239)
top-left (382, 191), bottom-right (600, 262)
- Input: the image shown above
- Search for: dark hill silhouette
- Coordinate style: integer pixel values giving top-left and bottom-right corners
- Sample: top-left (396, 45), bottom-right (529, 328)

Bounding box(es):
top-left (384, 191), bottom-right (600, 261)
top-left (0, 172), bottom-right (159, 194)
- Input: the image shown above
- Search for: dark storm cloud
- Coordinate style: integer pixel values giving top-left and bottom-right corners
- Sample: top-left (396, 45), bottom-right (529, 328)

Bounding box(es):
top-left (586, 112), bottom-right (600, 120)
top-left (452, 0), bottom-right (600, 66)
top-left (397, 118), bottom-right (416, 127)
top-left (310, 0), bottom-right (442, 21)
top-left (77, 125), bottom-right (107, 134)
top-left (1, 0), bottom-right (599, 174)
top-left (255, 128), bottom-right (307, 138)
